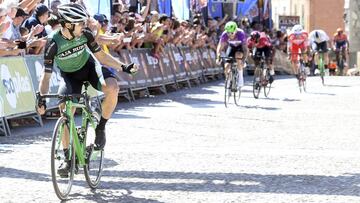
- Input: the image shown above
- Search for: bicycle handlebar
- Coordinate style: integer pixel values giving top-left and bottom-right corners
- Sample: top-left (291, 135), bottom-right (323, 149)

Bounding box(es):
top-left (36, 92), bottom-right (87, 101)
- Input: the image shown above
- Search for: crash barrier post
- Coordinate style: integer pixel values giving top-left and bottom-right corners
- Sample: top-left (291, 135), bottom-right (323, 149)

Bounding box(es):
top-left (0, 56), bottom-right (40, 136)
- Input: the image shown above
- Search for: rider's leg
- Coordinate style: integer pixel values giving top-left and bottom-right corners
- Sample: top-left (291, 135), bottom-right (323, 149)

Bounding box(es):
top-left (57, 108), bottom-right (78, 176)
top-left (314, 52), bottom-right (319, 74)
top-left (235, 51), bottom-right (244, 87)
top-left (224, 62), bottom-right (231, 80)
top-left (324, 52), bottom-right (329, 71)
top-left (94, 77), bottom-right (119, 149)
top-left (342, 47), bottom-right (348, 75)
top-left (290, 47), bottom-right (299, 77)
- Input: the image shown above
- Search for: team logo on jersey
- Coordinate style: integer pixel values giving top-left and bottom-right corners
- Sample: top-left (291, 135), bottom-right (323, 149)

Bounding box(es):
top-left (58, 44), bottom-right (85, 58)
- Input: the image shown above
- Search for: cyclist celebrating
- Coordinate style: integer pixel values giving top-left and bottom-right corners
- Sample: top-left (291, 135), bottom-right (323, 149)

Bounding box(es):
top-left (216, 21), bottom-right (248, 88)
top-left (247, 31), bottom-right (275, 83)
top-left (308, 29), bottom-right (331, 74)
top-left (287, 24), bottom-right (309, 79)
top-left (37, 4), bottom-right (137, 175)
top-left (333, 28), bottom-right (349, 75)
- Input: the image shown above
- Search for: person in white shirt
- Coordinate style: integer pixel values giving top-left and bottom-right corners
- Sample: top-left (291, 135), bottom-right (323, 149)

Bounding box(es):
top-left (309, 29), bottom-right (331, 72)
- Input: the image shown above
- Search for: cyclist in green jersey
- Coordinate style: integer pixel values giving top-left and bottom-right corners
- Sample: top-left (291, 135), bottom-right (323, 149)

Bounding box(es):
top-left (36, 3), bottom-right (137, 175)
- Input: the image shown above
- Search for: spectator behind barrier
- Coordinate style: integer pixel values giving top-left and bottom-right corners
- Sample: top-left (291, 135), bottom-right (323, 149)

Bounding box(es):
top-left (0, 4), bottom-right (21, 56)
top-left (2, 7), bottom-right (29, 43)
top-left (93, 13), bottom-right (123, 53)
top-left (50, 0), bottom-right (61, 16)
top-left (22, 3), bottom-right (50, 39)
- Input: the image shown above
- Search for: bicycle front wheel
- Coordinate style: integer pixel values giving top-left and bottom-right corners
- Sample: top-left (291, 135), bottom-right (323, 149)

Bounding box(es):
top-left (224, 72), bottom-right (232, 107)
top-left (253, 68), bottom-right (261, 99)
top-left (84, 111), bottom-right (104, 189)
top-left (51, 117), bottom-right (75, 200)
top-left (233, 71), bottom-right (241, 106)
top-left (302, 71), bottom-right (307, 92)
top-left (264, 69), bottom-right (272, 97)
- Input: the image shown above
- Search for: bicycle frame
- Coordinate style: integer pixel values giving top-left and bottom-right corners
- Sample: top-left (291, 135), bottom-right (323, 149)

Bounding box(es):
top-left (57, 97), bottom-right (97, 167)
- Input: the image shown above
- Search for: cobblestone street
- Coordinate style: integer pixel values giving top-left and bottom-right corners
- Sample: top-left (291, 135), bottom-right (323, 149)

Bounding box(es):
top-left (1, 76), bottom-right (360, 202)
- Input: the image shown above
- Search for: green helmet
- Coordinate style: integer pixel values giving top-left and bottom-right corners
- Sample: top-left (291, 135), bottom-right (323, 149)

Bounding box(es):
top-left (224, 21), bottom-right (238, 33)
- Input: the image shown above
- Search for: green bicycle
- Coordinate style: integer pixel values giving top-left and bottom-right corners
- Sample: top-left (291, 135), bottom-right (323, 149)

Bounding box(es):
top-left (37, 82), bottom-right (104, 200)
top-left (316, 51), bottom-right (325, 85)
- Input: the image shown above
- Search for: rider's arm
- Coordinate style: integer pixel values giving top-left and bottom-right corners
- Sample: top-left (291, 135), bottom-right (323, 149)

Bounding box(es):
top-left (216, 41), bottom-right (225, 58)
top-left (83, 27), bottom-right (126, 69)
top-left (39, 39), bottom-right (57, 95)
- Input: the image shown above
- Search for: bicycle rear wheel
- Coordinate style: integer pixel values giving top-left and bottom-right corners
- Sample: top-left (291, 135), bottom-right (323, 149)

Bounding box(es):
top-left (264, 69), bottom-right (272, 97)
top-left (233, 71), bottom-right (241, 106)
top-left (51, 117), bottom-right (75, 200)
top-left (84, 111), bottom-right (104, 189)
top-left (338, 56), bottom-right (344, 76)
top-left (224, 72), bottom-right (232, 107)
top-left (253, 68), bottom-right (261, 99)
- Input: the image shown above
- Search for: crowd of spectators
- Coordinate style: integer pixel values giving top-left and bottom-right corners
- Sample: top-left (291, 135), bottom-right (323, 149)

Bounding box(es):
top-left (0, 0), bottom-right (238, 59)
top-left (0, 0), bottom-right (289, 60)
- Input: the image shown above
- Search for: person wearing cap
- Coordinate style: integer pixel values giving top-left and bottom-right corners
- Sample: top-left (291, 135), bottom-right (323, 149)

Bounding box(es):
top-left (3, 7), bottom-right (47, 55)
top-left (22, 3), bottom-right (50, 38)
top-left (93, 13), bottom-right (123, 54)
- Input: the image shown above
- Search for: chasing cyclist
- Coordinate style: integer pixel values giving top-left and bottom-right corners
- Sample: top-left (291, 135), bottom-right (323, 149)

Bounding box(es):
top-left (333, 28), bottom-right (349, 75)
top-left (308, 29), bottom-right (331, 75)
top-left (36, 4), bottom-right (137, 175)
top-left (216, 21), bottom-right (248, 89)
top-left (287, 24), bottom-right (309, 80)
top-left (247, 30), bottom-right (275, 83)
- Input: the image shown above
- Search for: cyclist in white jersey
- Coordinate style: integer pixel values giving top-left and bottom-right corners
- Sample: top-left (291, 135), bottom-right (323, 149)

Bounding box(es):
top-left (309, 29), bottom-right (331, 73)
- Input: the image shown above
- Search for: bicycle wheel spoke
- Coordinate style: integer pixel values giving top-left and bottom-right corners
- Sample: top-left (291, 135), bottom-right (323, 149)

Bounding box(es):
top-left (84, 112), bottom-right (104, 189)
top-left (253, 68), bottom-right (261, 99)
top-left (224, 75), bottom-right (232, 107)
top-left (51, 117), bottom-right (74, 200)
top-left (264, 69), bottom-right (272, 97)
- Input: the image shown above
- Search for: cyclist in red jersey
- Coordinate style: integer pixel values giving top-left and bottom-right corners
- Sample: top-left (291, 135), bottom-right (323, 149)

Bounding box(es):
top-left (287, 24), bottom-right (309, 79)
top-left (247, 31), bottom-right (275, 83)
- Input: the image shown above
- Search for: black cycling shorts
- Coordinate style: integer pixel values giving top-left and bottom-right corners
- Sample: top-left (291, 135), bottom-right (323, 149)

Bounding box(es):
top-left (253, 46), bottom-right (272, 63)
top-left (58, 57), bottom-right (116, 97)
top-left (226, 44), bottom-right (244, 60)
top-left (314, 41), bottom-right (328, 53)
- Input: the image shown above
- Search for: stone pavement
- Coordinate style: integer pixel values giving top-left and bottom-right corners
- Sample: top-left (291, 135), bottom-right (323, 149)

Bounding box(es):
top-left (1, 76), bottom-right (360, 203)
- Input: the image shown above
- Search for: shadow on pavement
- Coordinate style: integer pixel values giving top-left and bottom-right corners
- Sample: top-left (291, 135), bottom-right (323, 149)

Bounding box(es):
top-left (70, 189), bottom-right (164, 203)
top-left (99, 170), bottom-right (360, 196)
top-left (3, 166), bottom-right (360, 198)
top-left (0, 166), bottom-right (51, 182)
top-left (239, 105), bottom-right (281, 111)
top-left (305, 92), bottom-right (336, 96)
top-left (324, 84), bottom-right (351, 88)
